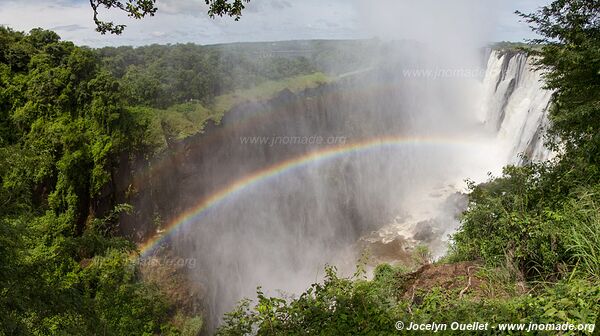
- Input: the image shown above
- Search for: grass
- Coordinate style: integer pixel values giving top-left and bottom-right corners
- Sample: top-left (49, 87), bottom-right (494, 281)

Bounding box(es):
top-left (139, 72), bottom-right (330, 151)
top-left (565, 191), bottom-right (600, 280)
top-left (152, 72), bottom-right (329, 147)
top-left (212, 72), bottom-right (330, 117)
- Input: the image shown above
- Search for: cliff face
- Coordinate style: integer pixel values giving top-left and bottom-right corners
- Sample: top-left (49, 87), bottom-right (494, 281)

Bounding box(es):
top-left (119, 82), bottom-right (392, 241)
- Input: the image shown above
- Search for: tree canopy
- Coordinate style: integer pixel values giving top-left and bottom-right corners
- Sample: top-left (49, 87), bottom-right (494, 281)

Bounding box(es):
top-left (0, 26), bottom-right (181, 335)
top-left (517, 0), bottom-right (600, 151)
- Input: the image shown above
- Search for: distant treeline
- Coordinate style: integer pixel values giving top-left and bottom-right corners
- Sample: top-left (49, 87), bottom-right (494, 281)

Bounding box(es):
top-left (97, 43), bottom-right (317, 108)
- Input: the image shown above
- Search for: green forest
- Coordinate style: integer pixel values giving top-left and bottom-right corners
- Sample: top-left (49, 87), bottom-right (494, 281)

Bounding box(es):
top-left (1, 0), bottom-right (599, 335)
top-left (0, 27), bottom-right (326, 335)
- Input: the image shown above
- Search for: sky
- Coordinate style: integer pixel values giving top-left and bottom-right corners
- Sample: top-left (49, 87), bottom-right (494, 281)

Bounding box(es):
top-left (0, 0), bottom-right (549, 47)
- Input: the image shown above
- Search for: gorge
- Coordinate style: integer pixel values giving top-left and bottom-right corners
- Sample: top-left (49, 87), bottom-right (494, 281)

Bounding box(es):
top-left (121, 45), bottom-right (554, 330)
top-left (3, 0), bottom-right (599, 334)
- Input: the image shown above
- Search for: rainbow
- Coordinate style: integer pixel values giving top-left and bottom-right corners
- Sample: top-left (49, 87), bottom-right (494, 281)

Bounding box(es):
top-left (137, 135), bottom-right (480, 257)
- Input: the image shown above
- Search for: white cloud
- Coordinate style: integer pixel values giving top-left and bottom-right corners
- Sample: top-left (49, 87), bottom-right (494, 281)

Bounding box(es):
top-left (156, 0), bottom-right (208, 16)
top-left (0, 0), bottom-right (548, 47)
top-left (51, 24), bottom-right (87, 32)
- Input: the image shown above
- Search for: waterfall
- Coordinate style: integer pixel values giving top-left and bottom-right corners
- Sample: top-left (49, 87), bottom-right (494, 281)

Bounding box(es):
top-left (481, 49), bottom-right (554, 164)
top-left (365, 48), bottom-right (556, 260)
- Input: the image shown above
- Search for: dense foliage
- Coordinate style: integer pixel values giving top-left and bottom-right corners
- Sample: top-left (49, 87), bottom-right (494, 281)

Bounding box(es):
top-left (0, 27), bottom-right (181, 335)
top-left (98, 44), bottom-right (317, 108)
top-left (217, 265), bottom-right (599, 336)
top-left (217, 1), bottom-right (600, 334)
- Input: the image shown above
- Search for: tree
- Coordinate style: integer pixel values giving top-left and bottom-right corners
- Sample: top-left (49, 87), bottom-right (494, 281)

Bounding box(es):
top-left (90, 0), bottom-right (251, 35)
top-left (517, 0), bottom-right (600, 154)
top-left (0, 28), bottom-right (177, 335)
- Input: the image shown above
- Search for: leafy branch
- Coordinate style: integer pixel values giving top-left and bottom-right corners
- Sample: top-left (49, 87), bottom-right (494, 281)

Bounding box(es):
top-left (89, 0), bottom-right (251, 35)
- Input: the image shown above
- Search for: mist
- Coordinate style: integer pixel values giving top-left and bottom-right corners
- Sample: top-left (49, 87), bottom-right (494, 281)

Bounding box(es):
top-left (130, 2), bottom-right (553, 332)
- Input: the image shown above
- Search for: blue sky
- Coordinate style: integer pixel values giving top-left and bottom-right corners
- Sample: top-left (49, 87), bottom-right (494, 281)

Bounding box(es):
top-left (0, 0), bottom-right (550, 47)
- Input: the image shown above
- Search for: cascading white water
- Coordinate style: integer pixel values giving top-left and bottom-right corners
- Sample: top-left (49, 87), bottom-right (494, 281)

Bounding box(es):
top-left (481, 49), bottom-right (554, 163)
top-left (368, 48), bottom-right (554, 259)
